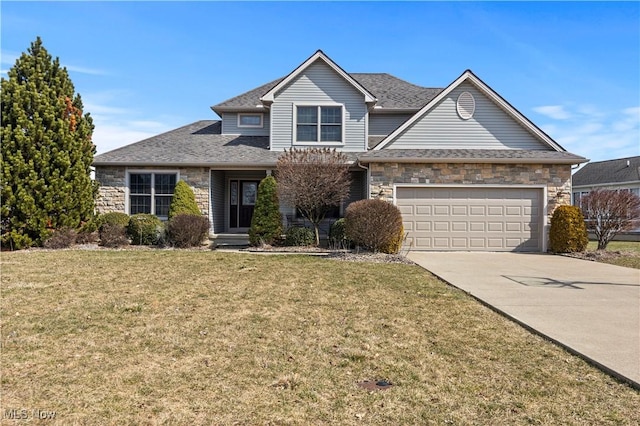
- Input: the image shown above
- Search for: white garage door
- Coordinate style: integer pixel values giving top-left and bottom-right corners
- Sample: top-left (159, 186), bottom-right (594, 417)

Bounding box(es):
top-left (396, 187), bottom-right (543, 252)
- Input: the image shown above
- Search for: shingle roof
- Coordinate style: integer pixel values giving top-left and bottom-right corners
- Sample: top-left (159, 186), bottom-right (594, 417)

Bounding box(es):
top-left (358, 149), bottom-right (587, 164)
top-left (94, 120), bottom-right (587, 167)
top-left (211, 73), bottom-right (442, 114)
top-left (572, 156), bottom-right (640, 186)
top-left (93, 120), bottom-right (361, 167)
top-left (93, 121), bottom-right (278, 167)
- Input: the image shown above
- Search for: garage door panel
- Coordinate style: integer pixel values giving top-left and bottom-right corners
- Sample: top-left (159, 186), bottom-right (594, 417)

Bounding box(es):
top-left (397, 187), bottom-right (542, 252)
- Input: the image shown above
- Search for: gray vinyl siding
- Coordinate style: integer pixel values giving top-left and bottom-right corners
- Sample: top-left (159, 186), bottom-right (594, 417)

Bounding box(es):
top-left (386, 82), bottom-right (549, 150)
top-left (369, 114), bottom-right (411, 136)
top-left (210, 170), bottom-right (226, 234)
top-left (346, 171), bottom-right (366, 207)
top-left (270, 60), bottom-right (367, 152)
top-left (222, 112), bottom-right (270, 136)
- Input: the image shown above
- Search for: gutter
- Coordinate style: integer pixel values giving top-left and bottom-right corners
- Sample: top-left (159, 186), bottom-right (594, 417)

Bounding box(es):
top-left (357, 157), bottom-right (589, 165)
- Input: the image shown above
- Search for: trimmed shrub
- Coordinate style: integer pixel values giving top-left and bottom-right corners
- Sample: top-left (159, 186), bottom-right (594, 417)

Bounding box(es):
top-left (328, 218), bottom-right (351, 249)
top-left (98, 212), bottom-right (130, 228)
top-left (249, 176), bottom-right (283, 246)
top-left (549, 205), bottom-right (588, 253)
top-left (168, 214), bottom-right (210, 248)
top-left (127, 214), bottom-right (165, 246)
top-left (99, 224), bottom-right (129, 248)
top-left (285, 226), bottom-right (314, 247)
top-left (43, 227), bottom-right (77, 249)
top-left (168, 180), bottom-right (200, 220)
top-left (345, 199), bottom-right (404, 254)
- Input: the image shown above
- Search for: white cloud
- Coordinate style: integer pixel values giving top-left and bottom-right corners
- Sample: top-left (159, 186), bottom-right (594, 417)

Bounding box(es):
top-left (533, 103), bottom-right (640, 162)
top-left (64, 64), bottom-right (107, 76)
top-left (83, 90), bottom-right (178, 155)
top-left (532, 105), bottom-right (573, 120)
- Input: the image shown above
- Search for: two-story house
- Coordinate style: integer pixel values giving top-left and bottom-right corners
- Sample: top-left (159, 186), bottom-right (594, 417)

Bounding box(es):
top-left (93, 50), bottom-right (587, 251)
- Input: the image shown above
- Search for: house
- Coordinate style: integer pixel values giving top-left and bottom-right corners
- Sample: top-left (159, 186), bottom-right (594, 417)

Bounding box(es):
top-left (93, 50), bottom-right (587, 252)
top-left (572, 156), bottom-right (640, 206)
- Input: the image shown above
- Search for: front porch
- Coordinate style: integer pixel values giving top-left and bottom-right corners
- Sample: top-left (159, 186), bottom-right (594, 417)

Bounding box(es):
top-left (209, 168), bottom-right (368, 236)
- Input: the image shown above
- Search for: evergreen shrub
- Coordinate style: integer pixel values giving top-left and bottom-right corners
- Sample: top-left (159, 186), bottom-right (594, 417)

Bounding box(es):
top-left (98, 212), bottom-right (130, 228)
top-left (328, 218), bottom-right (351, 249)
top-left (285, 226), bottom-right (314, 247)
top-left (249, 176), bottom-right (283, 246)
top-left (168, 181), bottom-right (200, 219)
top-left (549, 205), bottom-right (588, 253)
top-left (167, 214), bottom-right (210, 248)
top-left (345, 199), bottom-right (405, 254)
top-left (127, 214), bottom-right (165, 246)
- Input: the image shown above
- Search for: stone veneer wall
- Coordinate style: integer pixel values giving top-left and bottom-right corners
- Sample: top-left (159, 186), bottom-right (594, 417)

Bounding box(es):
top-left (95, 166), bottom-right (210, 216)
top-left (369, 162), bottom-right (572, 220)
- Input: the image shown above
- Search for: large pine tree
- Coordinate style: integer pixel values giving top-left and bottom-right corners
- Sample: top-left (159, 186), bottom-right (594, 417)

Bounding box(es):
top-left (1, 37), bottom-right (97, 249)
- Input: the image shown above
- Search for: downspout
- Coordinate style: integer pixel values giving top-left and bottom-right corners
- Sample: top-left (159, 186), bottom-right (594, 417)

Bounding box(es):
top-left (356, 160), bottom-right (370, 200)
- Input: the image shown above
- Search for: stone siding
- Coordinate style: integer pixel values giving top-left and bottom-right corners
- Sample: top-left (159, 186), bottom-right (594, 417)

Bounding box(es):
top-left (369, 162), bottom-right (572, 219)
top-left (95, 167), bottom-right (126, 214)
top-left (95, 166), bottom-right (210, 216)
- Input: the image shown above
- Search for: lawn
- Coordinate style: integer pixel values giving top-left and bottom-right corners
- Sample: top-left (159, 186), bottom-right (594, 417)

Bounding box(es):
top-left (584, 240), bottom-right (640, 269)
top-left (2, 250), bottom-right (639, 425)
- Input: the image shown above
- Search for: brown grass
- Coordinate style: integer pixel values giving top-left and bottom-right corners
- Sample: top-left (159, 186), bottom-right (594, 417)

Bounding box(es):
top-left (582, 241), bottom-right (640, 269)
top-left (1, 250), bottom-right (639, 425)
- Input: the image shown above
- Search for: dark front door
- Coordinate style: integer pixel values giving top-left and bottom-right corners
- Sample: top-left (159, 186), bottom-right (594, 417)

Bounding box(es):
top-left (230, 180), bottom-right (259, 228)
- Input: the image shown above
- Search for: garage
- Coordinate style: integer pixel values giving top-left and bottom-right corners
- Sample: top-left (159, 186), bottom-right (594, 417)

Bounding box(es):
top-left (396, 186), bottom-right (543, 252)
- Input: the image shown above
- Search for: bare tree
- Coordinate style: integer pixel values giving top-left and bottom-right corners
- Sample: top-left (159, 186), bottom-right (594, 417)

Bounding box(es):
top-left (276, 148), bottom-right (351, 245)
top-left (580, 188), bottom-right (640, 250)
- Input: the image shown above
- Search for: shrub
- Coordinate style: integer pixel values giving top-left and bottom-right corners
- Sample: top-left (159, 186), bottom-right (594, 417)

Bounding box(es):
top-left (168, 214), bottom-right (210, 248)
top-left (127, 214), bottom-right (165, 246)
top-left (43, 227), bottom-right (77, 249)
top-left (345, 199), bottom-right (404, 254)
top-left (98, 224), bottom-right (129, 248)
top-left (98, 212), bottom-right (130, 228)
top-left (328, 218), bottom-right (351, 249)
top-left (76, 216), bottom-right (100, 244)
top-left (548, 205), bottom-right (588, 253)
top-left (249, 176), bottom-right (283, 246)
top-left (168, 180), bottom-right (201, 220)
top-left (285, 226), bottom-right (314, 247)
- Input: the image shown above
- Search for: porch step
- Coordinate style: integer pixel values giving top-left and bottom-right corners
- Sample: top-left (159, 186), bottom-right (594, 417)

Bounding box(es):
top-left (212, 233), bottom-right (250, 247)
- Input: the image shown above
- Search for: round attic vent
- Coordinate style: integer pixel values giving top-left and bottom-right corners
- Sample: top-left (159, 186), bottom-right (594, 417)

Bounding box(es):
top-left (457, 91), bottom-right (475, 120)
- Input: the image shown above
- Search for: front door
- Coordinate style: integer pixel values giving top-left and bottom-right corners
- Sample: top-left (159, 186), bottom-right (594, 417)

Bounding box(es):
top-left (229, 180), bottom-right (259, 228)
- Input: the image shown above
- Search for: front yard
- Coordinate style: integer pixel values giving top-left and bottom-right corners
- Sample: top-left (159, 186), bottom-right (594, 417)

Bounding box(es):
top-left (577, 241), bottom-right (640, 269)
top-left (2, 250), bottom-right (639, 425)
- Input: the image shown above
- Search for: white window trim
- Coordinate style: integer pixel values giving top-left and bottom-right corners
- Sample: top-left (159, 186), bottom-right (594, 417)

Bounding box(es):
top-left (125, 169), bottom-right (180, 219)
top-left (293, 103), bottom-right (345, 146)
top-left (237, 113), bottom-right (263, 128)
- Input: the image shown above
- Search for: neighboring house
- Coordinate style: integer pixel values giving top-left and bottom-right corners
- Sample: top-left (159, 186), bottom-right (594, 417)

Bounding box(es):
top-left (93, 50), bottom-right (587, 252)
top-left (572, 156), bottom-right (640, 206)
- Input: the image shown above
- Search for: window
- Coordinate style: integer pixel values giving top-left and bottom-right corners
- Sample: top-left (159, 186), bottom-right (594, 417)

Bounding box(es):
top-left (129, 172), bottom-right (177, 218)
top-left (238, 113), bottom-right (263, 128)
top-left (296, 105), bottom-right (343, 143)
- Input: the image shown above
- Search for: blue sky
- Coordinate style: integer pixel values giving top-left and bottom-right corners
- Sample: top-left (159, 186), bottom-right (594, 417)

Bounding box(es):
top-left (2, 1), bottom-right (639, 164)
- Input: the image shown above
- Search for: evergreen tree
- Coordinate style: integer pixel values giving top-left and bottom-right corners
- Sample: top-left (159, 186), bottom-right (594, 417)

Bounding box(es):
top-left (168, 180), bottom-right (201, 219)
top-left (249, 175), bottom-right (283, 246)
top-left (1, 37), bottom-right (96, 249)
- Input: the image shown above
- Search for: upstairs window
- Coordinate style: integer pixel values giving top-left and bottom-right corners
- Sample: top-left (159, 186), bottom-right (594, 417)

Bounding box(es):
top-left (296, 105), bottom-right (343, 143)
top-left (238, 113), bottom-right (263, 128)
top-left (129, 172), bottom-right (177, 218)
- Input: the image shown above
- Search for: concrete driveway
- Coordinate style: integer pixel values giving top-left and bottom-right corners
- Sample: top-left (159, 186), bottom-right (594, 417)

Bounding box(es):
top-left (407, 252), bottom-right (640, 388)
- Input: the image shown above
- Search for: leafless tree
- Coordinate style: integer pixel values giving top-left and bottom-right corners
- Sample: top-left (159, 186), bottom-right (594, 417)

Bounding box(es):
top-left (580, 188), bottom-right (640, 250)
top-left (276, 148), bottom-right (351, 245)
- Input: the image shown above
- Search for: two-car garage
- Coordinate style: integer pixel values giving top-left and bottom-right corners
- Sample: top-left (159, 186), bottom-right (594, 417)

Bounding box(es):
top-left (396, 186), bottom-right (544, 252)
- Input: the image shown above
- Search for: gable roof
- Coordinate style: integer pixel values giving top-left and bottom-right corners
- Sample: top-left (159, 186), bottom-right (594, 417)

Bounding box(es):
top-left (572, 156), bottom-right (640, 187)
top-left (259, 50), bottom-right (377, 107)
top-left (374, 70), bottom-right (566, 152)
